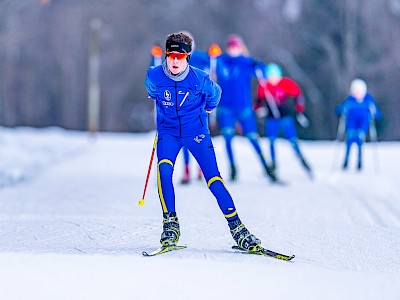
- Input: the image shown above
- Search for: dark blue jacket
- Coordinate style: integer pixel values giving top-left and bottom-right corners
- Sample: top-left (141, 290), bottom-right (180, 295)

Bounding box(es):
top-left (190, 50), bottom-right (210, 73)
top-left (216, 54), bottom-right (263, 112)
top-left (146, 64), bottom-right (221, 137)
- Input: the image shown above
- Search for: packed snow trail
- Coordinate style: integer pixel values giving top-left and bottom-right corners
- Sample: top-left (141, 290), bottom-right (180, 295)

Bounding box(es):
top-left (0, 127), bottom-right (399, 299)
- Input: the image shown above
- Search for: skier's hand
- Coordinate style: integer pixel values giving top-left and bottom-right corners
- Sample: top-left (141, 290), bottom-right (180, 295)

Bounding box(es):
top-left (295, 103), bottom-right (305, 113)
top-left (255, 107), bottom-right (267, 118)
top-left (258, 79), bottom-right (267, 88)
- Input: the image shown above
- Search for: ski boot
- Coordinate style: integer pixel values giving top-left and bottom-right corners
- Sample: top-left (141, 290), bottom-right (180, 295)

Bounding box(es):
top-left (265, 164), bottom-right (278, 182)
top-left (228, 218), bottom-right (261, 251)
top-left (357, 148), bottom-right (362, 171)
top-left (299, 156), bottom-right (313, 179)
top-left (357, 159), bottom-right (362, 171)
top-left (160, 212), bottom-right (180, 246)
top-left (230, 164), bottom-right (237, 181)
top-left (197, 168), bottom-right (203, 181)
top-left (342, 159), bottom-right (348, 170)
top-left (181, 165), bottom-right (190, 184)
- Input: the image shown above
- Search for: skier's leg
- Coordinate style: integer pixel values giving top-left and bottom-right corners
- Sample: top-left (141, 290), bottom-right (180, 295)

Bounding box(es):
top-left (221, 128), bottom-right (237, 180)
top-left (156, 135), bottom-right (182, 213)
top-left (269, 137), bottom-right (277, 170)
top-left (185, 134), bottom-right (237, 220)
top-left (181, 146), bottom-right (190, 184)
top-left (343, 130), bottom-right (356, 169)
top-left (356, 130), bottom-right (366, 170)
top-left (156, 135), bottom-right (183, 246)
top-left (246, 132), bottom-right (276, 181)
top-left (185, 134), bottom-right (261, 249)
top-left (217, 107), bottom-right (237, 180)
top-left (265, 118), bottom-right (279, 170)
top-left (217, 108), bottom-right (237, 180)
top-left (197, 167), bottom-right (203, 180)
top-left (239, 109), bottom-right (276, 181)
top-left (283, 117), bottom-right (312, 174)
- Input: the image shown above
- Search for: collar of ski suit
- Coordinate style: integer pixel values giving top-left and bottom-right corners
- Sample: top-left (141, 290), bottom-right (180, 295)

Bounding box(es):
top-left (162, 61), bottom-right (190, 82)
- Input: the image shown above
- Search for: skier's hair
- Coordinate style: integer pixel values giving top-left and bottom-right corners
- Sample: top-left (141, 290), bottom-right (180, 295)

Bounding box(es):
top-left (166, 32), bottom-right (193, 51)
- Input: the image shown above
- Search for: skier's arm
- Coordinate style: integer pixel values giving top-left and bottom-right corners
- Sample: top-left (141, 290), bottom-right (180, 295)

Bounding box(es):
top-left (145, 72), bottom-right (157, 100)
top-left (368, 95), bottom-right (382, 120)
top-left (294, 94), bottom-right (305, 113)
top-left (335, 98), bottom-right (350, 117)
top-left (253, 84), bottom-right (268, 118)
top-left (203, 75), bottom-right (222, 112)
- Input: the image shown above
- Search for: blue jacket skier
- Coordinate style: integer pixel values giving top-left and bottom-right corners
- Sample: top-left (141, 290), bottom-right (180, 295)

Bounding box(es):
top-left (145, 32), bottom-right (261, 250)
top-left (214, 35), bottom-right (276, 182)
top-left (335, 79), bottom-right (382, 170)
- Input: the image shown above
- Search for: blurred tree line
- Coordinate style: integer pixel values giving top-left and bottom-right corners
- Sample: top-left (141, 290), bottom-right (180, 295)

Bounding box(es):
top-left (0, 0), bottom-right (399, 140)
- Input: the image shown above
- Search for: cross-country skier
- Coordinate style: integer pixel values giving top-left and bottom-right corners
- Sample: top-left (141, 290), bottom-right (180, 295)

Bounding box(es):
top-left (254, 63), bottom-right (312, 178)
top-left (335, 78), bottom-right (382, 170)
top-left (145, 32), bottom-right (261, 251)
top-left (214, 35), bottom-right (276, 182)
top-left (149, 38), bottom-right (206, 185)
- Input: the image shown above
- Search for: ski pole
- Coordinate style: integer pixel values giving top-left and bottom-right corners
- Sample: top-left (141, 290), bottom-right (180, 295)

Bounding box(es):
top-left (331, 114), bottom-right (346, 171)
top-left (369, 117), bottom-right (379, 172)
top-left (296, 113), bottom-right (310, 128)
top-left (138, 132), bottom-right (158, 206)
top-left (255, 69), bottom-right (281, 118)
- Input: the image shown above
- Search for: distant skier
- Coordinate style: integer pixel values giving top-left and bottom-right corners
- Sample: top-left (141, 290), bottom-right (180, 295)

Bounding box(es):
top-left (145, 32), bottom-right (262, 251)
top-left (214, 35), bottom-right (276, 182)
top-left (150, 43), bottom-right (163, 68)
top-left (335, 79), bottom-right (382, 170)
top-left (254, 63), bottom-right (312, 178)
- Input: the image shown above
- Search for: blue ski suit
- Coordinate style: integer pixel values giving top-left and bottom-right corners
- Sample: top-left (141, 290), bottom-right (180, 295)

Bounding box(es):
top-left (216, 54), bottom-right (262, 132)
top-left (335, 93), bottom-right (382, 168)
top-left (335, 93), bottom-right (382, 136)
top-left (145, 62), bottom-right (239, 221)
top-left (214, 54), bottom-right (271, 179)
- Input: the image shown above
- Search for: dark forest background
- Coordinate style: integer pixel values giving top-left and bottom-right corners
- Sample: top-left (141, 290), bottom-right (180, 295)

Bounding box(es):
top-left (1, 0), bottom-right (399, 140)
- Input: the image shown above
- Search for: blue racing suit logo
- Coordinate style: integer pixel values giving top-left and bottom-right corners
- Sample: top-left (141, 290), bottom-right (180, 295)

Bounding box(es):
top-left (194, 134), bottom-right (205, 143)
top-left (164, 90), bottom-right (171, 101)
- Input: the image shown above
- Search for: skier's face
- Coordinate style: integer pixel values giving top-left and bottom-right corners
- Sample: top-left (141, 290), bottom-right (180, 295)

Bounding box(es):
top-left (268, 74), bottom-right (282, 86)
top-left (166, 51), bottom-right (189, 74)
top-left (352, 90), bottom-right (367, 101)
top-left (226, 45), bottom-right (242, 57)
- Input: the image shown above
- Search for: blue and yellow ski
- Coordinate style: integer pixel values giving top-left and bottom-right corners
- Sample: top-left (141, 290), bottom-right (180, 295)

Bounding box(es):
top-left (142, 245), bottom-right (187, 257)
top-left (232, 245), bottom-right (295, 261)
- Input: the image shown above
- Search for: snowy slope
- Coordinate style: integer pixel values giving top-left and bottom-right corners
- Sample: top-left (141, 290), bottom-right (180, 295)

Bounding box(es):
top-left (0, 127), bottom-right (399, 300)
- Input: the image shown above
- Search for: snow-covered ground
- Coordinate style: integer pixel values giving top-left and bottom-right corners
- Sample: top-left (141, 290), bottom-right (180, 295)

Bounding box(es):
top-left (0, 126), bottom-right (399, 300)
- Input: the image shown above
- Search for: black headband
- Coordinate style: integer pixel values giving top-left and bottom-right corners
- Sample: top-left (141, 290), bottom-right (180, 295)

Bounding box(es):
top-left (166, 41), bottom-right (191, 53)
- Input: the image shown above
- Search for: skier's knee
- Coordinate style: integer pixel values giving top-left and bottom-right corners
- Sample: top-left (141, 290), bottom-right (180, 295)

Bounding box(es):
top-left (221, 127), bottom-right (235, 137)
top-left (207, 175), bottom-right (224, 188)
top-left (245, 132), bottom-right (259, 140)
top-left (158, 159), bottom-right (174, 176)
